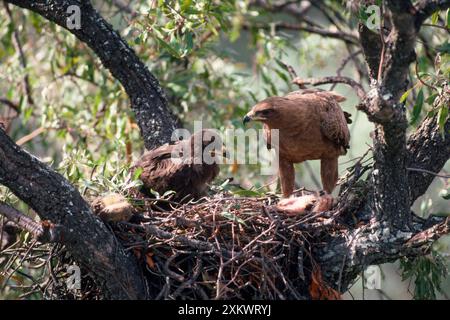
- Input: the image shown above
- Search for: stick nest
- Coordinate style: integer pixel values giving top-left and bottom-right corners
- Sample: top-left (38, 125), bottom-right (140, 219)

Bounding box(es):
top-left (110, 191), bottom-right (344, 300)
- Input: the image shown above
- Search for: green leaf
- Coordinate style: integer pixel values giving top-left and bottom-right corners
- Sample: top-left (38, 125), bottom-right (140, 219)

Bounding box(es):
top-left (440, 188), bottom-right (450, 200)
top-left (231, 189), bottom-right (264, 197)
top-left (425, 93), bottom-right (438, 105)
top-left (399, 88), bottom-right (412, 103)
top-left (181, 0), bottom-right (193, 12)
top-left (156, 37), bottom-right (181, 59)
top-left (30, 12), bottom-right (43, 33)
top-left (85, 61), bottom-right (95, 82)
top-left (23, 231), bottom-right (30, 243)
top-left (274, 58), bottom-right (289, 72)
top-left (221, 211), bottom-right (248, 227)
top-left (446, 9), bottom-right (450, 28)
top-left (162, 190), bottom-right (176, 197)
top-left (410, 89), bottom-right (424, 125)
top-left (437, 105), bottom-right (449, 137)
top-left (185, 31), bottom-right (194, 53)
top-left (132, 167), bottom-right (143, 181)
top-left (184, 7), bottom-right (202, 15)
top-left (248, 91), bottom-right (259, 103)
top-left (400, 255), bottom-right (446, 300)
top-left (261, 70), bottom-right (272, 85)
top-left (149, 189), bottom-right (161, 198)
top-left (431, 11), bottom-right (440, 25)
top-left (436, 42), bottom-right (450, 54)
top-left (358, 5), bottom-right (369, 23)
top-left (274, 69), bottom-right (290, 84)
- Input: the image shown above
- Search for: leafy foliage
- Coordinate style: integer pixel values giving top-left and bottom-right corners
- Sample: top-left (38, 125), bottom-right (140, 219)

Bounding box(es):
top-left (400, 252), bottom-right (448, 300)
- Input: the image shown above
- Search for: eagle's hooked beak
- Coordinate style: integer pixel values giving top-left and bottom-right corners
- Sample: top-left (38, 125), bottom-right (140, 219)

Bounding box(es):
top-left (243, 114), bottom-right (252, 125)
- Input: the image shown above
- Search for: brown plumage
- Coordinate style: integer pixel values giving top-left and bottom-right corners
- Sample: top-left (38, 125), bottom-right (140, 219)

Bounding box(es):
top-left (244, 89), bottom-right (350, 197)
top-left (131, 129), bottom-right (222, 201)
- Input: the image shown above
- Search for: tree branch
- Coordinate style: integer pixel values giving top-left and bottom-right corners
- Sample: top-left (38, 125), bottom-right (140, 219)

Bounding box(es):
top-left (0, 201), bottom-right (64, 243)
top-left (110, 0), bottom-right (137, 18)
top-left (249, 0), bottom-right (312, 19)
top-left (355, 1), bottom-right (419, 230)
top-left (406, 114), bottom-right (450, 203)
top-left (381, 1), bottom-right (417, 99)
top-left (406, 167), bottom-right (450, 179)
top-left (317, 214), bottom-right (450, 292)
top-left (358, 23), bottom-right (383, 80)
top-left (0, 128), bottom-right (148, 299)
top-left (292, 76), bottom-right (366, 100)
top-left (415, 0), bottom-right (450, 27)
top-left (243, 22), bottom-right (359, 45)
top-left (4, 0), bottom-right (177, 149)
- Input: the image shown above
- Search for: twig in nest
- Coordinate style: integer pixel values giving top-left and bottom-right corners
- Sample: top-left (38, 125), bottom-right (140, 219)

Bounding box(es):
top-left (0, 202), bottom-right (65, 243)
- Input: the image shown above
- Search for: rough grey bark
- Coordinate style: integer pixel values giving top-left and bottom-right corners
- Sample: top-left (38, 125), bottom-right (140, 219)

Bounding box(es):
top-left (358, 1), bottom-right (420, 230)
top-left (4, 0), bottom-right (177, 150)
top-left (316, 117), bottom-right (449, 294)
top-left (0, 129), bottom-right (148, 299)
top-left (316, 204), bottom-right (449, 292)
top-left (314, 0), bottom-right (450, 292)
top-left (358, 23), bottom-right (382, 79)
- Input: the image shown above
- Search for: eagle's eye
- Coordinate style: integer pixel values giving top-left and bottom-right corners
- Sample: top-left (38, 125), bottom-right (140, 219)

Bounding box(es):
top-left (260, 109), bottom-right (273, 116)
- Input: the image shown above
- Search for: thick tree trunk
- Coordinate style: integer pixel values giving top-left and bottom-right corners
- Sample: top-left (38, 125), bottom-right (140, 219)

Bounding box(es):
top-left (407, 115), bottom-right (450, 203)
top-left (0, 129), bottom-right (148, 299)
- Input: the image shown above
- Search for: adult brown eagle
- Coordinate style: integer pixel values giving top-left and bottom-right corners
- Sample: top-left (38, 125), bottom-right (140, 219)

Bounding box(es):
top-left (244, 89), bottom-right (351, 197)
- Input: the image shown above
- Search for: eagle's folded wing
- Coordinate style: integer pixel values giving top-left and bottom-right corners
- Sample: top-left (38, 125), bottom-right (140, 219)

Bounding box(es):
top-left (132, 143), bottom-right (192, 194)
top-left (317, 99), bottom-right (350, 152)
top-left (283, 90), bottom-right (350, 151)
